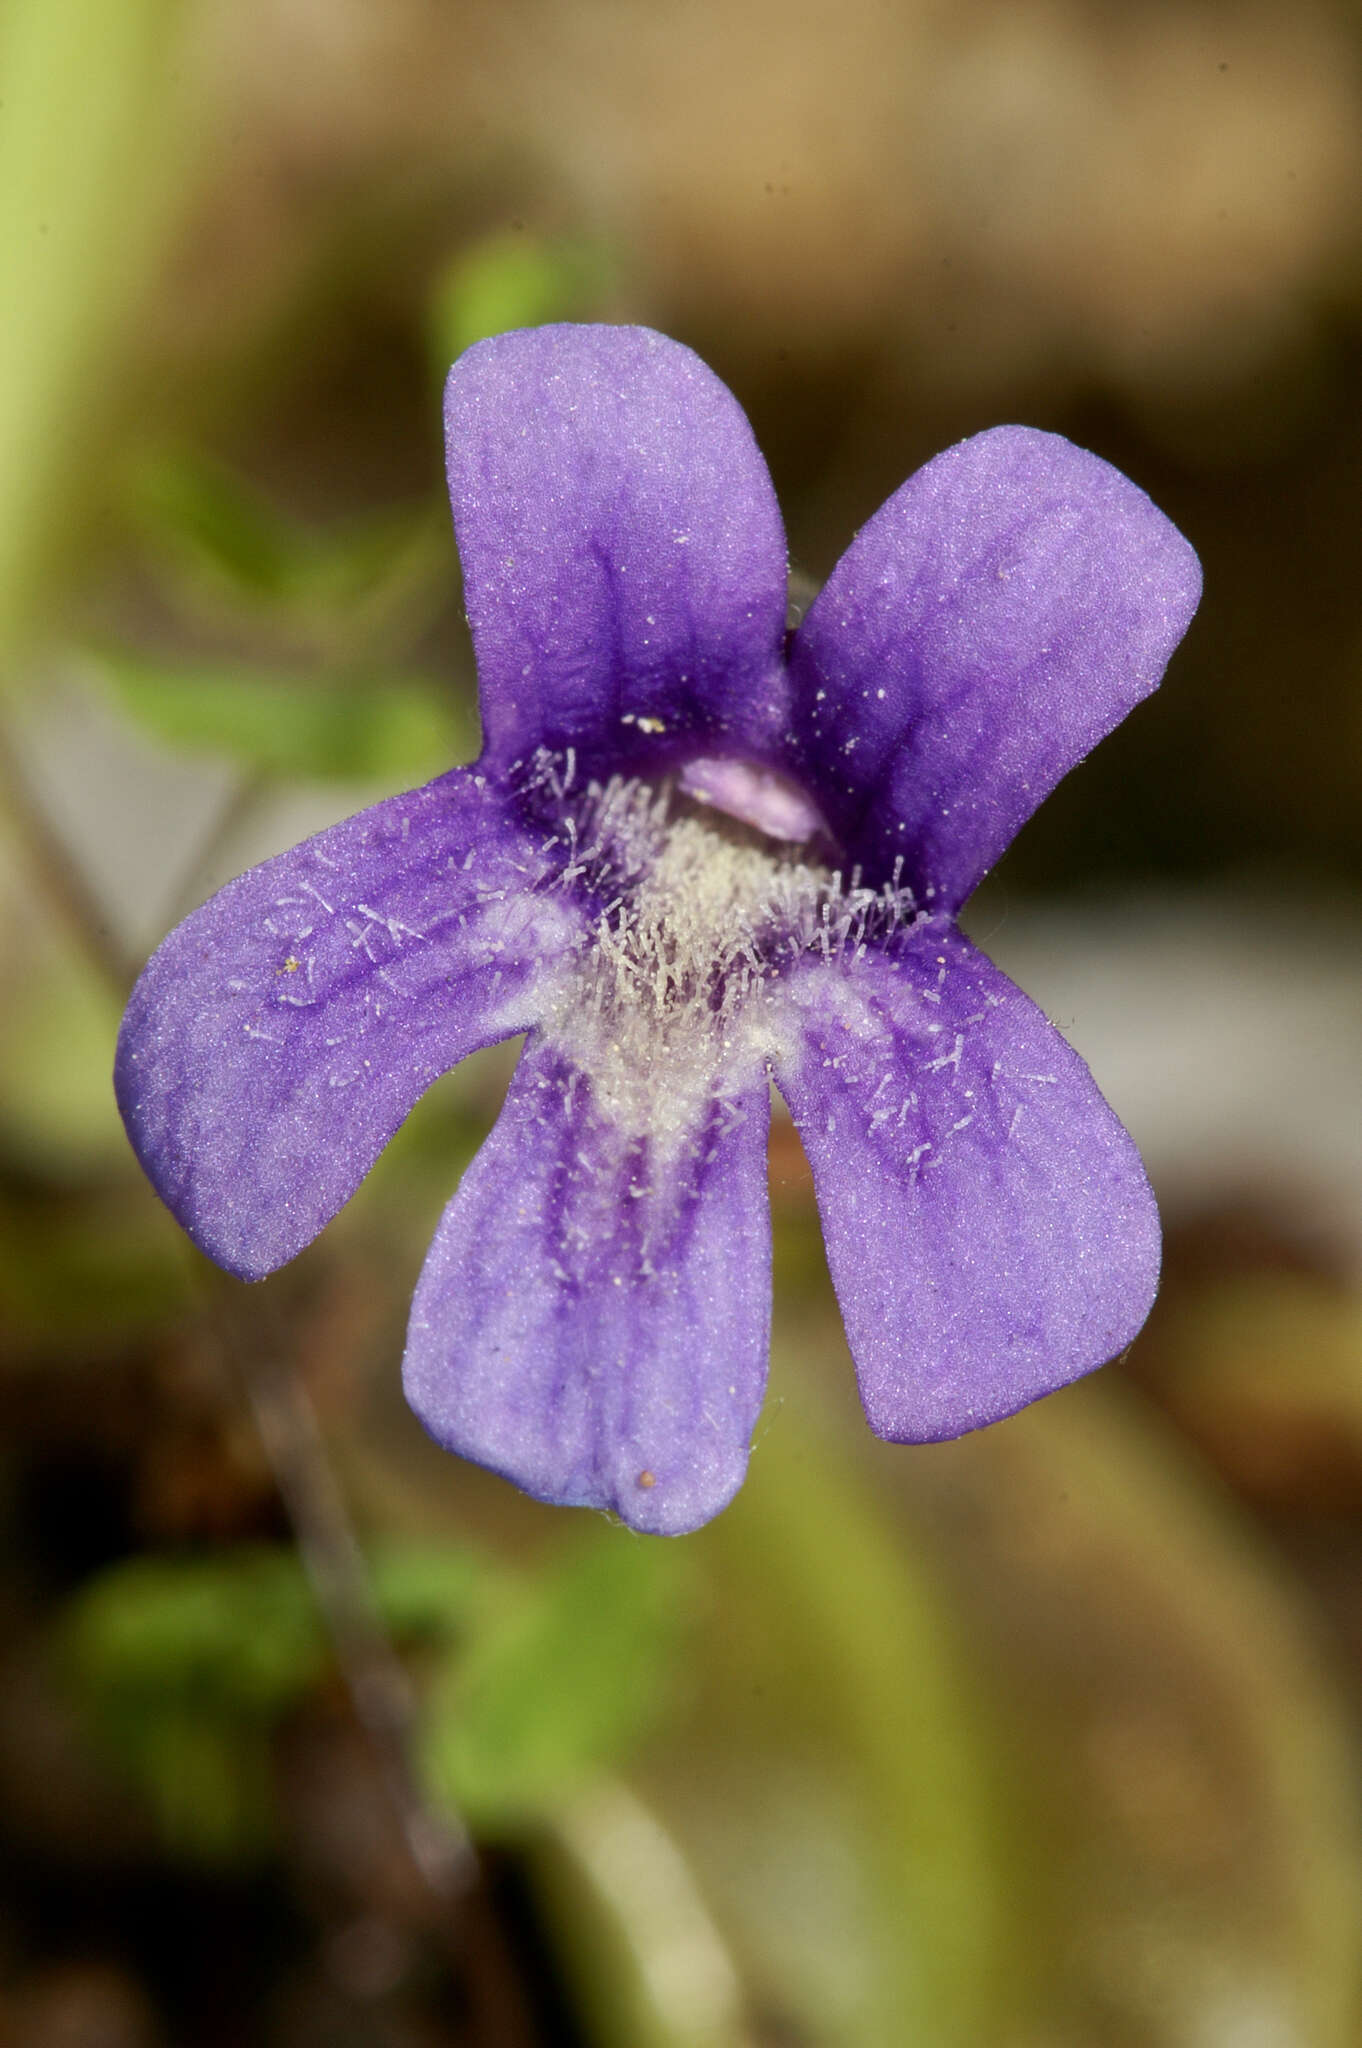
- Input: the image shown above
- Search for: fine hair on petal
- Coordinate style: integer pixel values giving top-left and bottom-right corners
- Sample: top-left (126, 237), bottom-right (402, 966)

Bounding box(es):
top-left (523, 753), bottom-right (922, 1147)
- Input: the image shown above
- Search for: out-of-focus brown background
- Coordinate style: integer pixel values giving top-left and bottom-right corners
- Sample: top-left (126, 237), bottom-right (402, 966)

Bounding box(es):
top-left (4, 2), bottom-right (1362, 2044)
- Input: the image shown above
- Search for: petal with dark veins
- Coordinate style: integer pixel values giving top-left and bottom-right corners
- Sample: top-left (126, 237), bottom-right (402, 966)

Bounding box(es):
top-left (403, 1036), bottom-right (772, 1536)
top-left (445, 325), bottom-right (792, 782)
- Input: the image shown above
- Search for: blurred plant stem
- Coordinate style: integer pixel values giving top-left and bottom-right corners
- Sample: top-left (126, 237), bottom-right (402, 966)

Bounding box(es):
top-left (0, 702), bottom-right (479, 1920)
top-left (164, 771), bottom-right (272, 927)
top-left (214, 1277), bottom-right (476, 1907)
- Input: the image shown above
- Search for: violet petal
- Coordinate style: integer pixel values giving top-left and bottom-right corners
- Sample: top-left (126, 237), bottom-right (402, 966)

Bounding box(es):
top-left (789, 426), bottom-right (1201, 905)
top-left (403, 1038), bottom-right (772, 1536)
top-left (444, 324), bottom-right (790, 781)
top-left (115, 770), bottom-right (580, 1280)
top-left (771, 926), bottom-right (1160, 1440)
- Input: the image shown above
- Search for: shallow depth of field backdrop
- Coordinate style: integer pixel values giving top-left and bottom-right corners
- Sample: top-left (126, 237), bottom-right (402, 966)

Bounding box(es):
top-left (3, 2), bottom-right (1362, 2044)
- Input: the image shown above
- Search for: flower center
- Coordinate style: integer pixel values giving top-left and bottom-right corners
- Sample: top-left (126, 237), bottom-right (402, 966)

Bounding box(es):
top-left (536, 764), bottom-right (918, 1140)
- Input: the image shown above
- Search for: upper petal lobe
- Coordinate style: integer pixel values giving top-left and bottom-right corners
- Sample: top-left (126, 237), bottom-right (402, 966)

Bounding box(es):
top-left (115, 770), bottom-right (581, 1279)
top-left (445, 325), bottom-right (791, 780)
top-left (403, 1034), bottom-right (772, 1536)
top-left (770, 926), bottom-right (1160, 1440)
top-left (788, 426), bottom-right (1201, 905)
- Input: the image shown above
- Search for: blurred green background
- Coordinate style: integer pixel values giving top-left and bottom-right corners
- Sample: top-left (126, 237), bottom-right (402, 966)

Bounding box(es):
top-left (4, 0), bottom-right (1362, 2042)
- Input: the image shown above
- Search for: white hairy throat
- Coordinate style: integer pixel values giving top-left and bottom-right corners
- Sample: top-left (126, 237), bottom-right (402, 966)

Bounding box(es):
top-left (536, 765), bottom-right (918, 1145)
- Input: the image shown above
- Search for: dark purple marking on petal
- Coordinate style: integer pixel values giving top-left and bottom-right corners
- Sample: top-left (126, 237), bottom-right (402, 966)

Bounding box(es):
top-left (444, 325), bottom-right (791, 783)
top-left (788, 426), bottom-right (1201, 907)
top-left (770, 925), bottom-right (1160, 1440)
top-left (403, 1036), bottom-right (772, 1536)
top-left (115, 770), bottom-right (581, 1280)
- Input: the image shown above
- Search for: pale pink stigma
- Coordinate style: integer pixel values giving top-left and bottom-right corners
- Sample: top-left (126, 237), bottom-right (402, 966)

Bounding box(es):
top-left (678, 757), bottom-right (825, 844)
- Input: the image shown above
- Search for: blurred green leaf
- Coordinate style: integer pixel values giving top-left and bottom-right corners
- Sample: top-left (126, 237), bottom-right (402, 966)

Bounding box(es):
top-left (61, 1547), bottom-right (326, 1859)
top-left (59, 1533), bottom-right (679, 1864)
top-left (120, 448), bottom-right (452, 646)
top-left (422, 1530), bottom-right (690, 1831)
top-left (96, 649), bottom-right (471, 783)
top-left (125, 450), bottom-right (304, 603)
top-left (65, 1548), bottom-right (326, 1713)
top-left (429, 230), bottom-right (614, 365)
top-left (369, 1537), bottom-right (503, 1643)
top-left (60, 1540), bottom-right (495, 1862)
top-left (0, 0), bottom-right (188, 655)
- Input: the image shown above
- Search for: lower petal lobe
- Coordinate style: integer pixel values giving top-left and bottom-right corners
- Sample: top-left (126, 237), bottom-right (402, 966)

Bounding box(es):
top-left (115, 769), bottom-right (579, 1279)
top-left (403, 1035), bottom-right (772, 1536)
top-left (771, 927), bottom-right (1159, 1440)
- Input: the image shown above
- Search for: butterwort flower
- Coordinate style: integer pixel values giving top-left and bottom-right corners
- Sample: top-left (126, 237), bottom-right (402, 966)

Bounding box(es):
top-left (116, 325), bottom-right (1200, 1535)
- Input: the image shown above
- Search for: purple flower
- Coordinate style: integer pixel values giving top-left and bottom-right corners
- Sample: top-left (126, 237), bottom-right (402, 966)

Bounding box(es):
top-left (115, 325), bottom-right (1200, 1536)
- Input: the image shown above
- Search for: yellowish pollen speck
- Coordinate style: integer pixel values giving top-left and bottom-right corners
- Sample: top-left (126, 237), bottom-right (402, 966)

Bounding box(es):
top-left (282, 956), bottom-right (300, 973)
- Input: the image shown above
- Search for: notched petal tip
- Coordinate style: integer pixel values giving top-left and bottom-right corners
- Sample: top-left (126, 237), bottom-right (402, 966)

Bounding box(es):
top-left (406, 1412), bottom-right (751, 1538)
top-left (404, 1310), bottom-right (757, 1537)
top-left (608, 1458), bottom-right (750, 1538)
